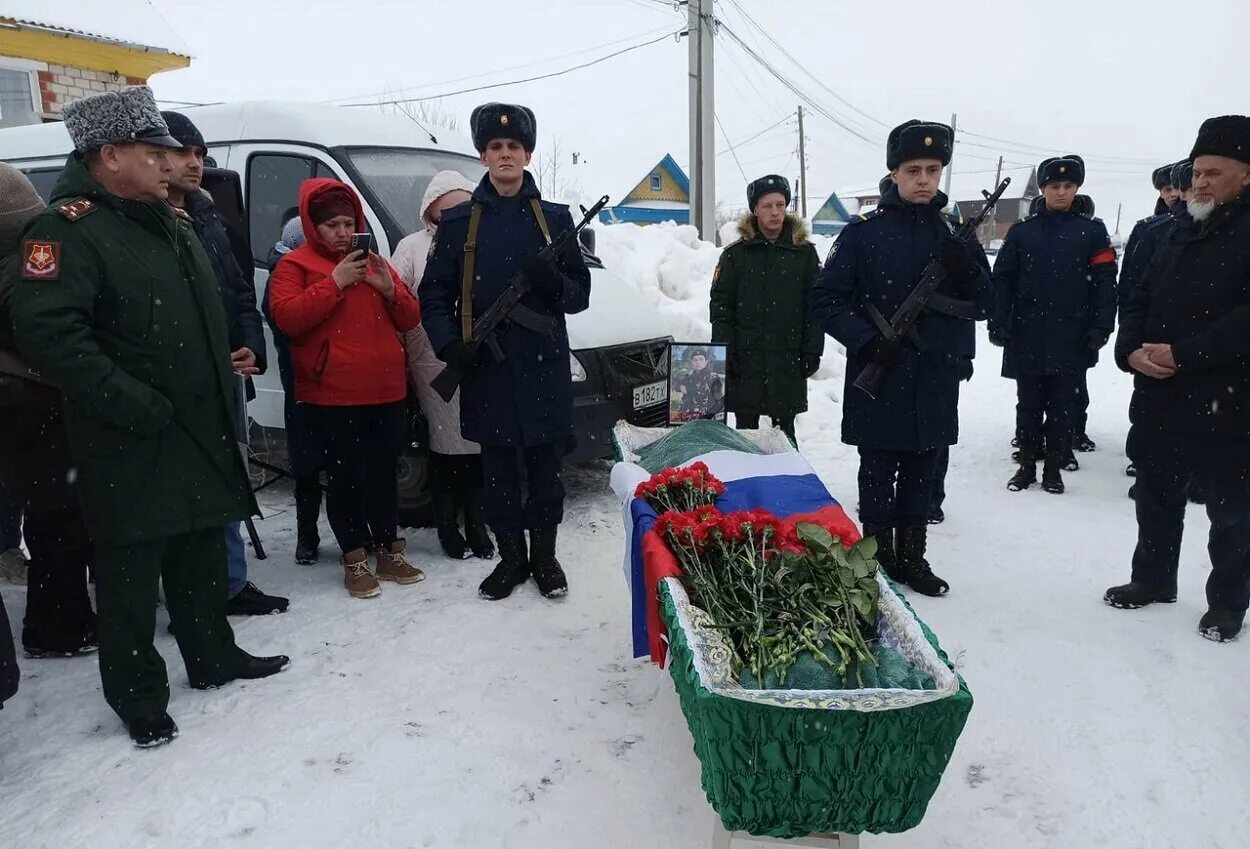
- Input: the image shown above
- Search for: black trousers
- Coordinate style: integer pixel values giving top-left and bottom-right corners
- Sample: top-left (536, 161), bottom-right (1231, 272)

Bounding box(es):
top-left (306, 402), bottom-right (404, 555)
top-left (96, 528), bottom-right (244, 722)
top-left (735, 414), bottom-right (797, 447)
top-left (1130, 442), bottom-right (1250, 613)
top-left (857, 447), bottom-right (939, 531)
top-left (22, 507), bottom-right (96, 653)
top-left (930, 445), bottom-right (949, 510)
top-left (1015, 374), bottom-right (1081, 455)
top-left (1073, 370), bottom-right (1091, 435)
top-left (428, 452), bottom-right (484, 498)
top-left (481, 443), bottom-right (565, 533)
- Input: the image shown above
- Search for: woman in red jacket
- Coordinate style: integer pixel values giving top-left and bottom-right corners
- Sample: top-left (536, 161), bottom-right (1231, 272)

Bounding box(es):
top-left (269, 179), bottom-right (424, 599)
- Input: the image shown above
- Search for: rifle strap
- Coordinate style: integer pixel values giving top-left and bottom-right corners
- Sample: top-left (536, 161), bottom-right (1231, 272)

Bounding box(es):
top-left (461, 202), bottom-right (483, 342)
top-left (529, 198), bottom-right (553, 246)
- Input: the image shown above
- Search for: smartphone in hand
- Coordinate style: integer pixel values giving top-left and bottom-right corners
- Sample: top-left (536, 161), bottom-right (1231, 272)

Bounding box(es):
top-left (349, 233), bottom-right (374, 257)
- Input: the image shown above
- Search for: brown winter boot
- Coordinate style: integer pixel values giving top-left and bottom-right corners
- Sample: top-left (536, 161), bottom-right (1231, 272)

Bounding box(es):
top-left (375, 539), bottom-right (425, 585)
top-left (343, 548), bottom-right (381, 599)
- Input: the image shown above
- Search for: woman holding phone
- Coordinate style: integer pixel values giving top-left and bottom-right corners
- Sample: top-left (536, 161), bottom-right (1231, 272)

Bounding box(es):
top-left (269, 179), bottom-right (424, 599)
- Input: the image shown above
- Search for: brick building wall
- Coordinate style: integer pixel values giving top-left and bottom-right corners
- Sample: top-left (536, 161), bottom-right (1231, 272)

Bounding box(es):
top-left (36, 64), bottom-right (146, 117)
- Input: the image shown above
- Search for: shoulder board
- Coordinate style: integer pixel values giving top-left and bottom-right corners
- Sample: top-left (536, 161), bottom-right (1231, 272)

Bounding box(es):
top-left (850, 209), bottom-right (884, 225)
top-left (538, 198), bottom-right (570, 213)
top-left (721, 238), bottom-right (743, 251)
top-left (56, 198), bottom-right (97, 222)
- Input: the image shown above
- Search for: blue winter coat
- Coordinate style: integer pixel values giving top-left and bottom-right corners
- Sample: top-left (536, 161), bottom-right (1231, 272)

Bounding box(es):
top-left (419, 172), bottom-right (591, 448)
top-left (991, 196), bottom-right (1117, 378)
top-left (1118, 202), bottom-right (1188, 313)
top-left (810, 185), bottom-right (993, 451)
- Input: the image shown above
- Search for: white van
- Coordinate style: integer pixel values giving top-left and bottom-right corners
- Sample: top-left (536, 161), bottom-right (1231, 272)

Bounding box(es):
top-left (0, 102), bottom-right (672, 519)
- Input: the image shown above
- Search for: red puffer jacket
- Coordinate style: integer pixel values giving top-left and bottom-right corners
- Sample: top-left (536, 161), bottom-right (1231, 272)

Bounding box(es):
top-left (269, 179), bottom-right (422, 406)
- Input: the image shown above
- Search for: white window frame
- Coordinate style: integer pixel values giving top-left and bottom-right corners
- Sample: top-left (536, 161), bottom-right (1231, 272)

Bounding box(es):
top-left (0, 56), bottom-right (46, 120)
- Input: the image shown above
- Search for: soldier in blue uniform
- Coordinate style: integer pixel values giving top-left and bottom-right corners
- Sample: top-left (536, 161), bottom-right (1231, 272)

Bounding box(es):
top-left (991, 155), bottom-right (1117, 495)
top-left (810, 120), bottom-right (992, 597)
top-left (420, 103), bottom-right (591, 602)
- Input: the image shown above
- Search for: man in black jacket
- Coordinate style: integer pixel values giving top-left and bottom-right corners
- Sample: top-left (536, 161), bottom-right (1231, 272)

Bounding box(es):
top-left (1105, 116), bottom-right (1250, 643)
top-left (162, 111), bottom-right (288, 617)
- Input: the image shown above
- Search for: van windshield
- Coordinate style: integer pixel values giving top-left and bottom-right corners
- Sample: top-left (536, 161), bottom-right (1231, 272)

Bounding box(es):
top-left (346, 147), bottom-right (484, 239)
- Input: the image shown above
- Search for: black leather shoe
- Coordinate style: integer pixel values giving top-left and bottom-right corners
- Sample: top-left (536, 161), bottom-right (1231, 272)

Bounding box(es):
top-left (191, 654), bottom-right (290, 690)
top-left (129, 712), bottom-right (179, 748)
top-left (227, 582), bottom-right (289, 616)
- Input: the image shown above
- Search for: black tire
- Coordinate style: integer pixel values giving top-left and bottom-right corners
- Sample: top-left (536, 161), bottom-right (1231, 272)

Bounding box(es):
top-left (397, 450), bottom-right (434, 528)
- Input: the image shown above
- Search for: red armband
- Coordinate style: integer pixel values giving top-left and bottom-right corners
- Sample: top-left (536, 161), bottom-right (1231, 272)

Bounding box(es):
top-left (1090, 247), bottom-right (1117, 266)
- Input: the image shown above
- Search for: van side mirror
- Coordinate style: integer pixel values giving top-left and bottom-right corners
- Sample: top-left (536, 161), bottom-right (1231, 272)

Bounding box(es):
top-left (578, 228), bottom-right (596, 255)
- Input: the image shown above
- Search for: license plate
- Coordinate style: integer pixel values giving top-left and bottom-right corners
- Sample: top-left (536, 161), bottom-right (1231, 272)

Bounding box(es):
top-left (632, 380), bottom-right (667, 410)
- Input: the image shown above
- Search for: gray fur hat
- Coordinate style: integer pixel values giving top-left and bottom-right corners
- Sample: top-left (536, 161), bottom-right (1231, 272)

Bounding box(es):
top-left (63, 86), bottom-right (182, 153)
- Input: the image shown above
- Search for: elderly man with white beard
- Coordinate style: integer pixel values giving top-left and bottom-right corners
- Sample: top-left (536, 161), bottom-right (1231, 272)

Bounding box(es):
top-left (1105, 115), bottom-right (1250, 643)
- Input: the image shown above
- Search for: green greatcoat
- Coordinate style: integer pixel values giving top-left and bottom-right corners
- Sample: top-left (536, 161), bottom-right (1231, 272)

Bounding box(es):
top-left (710, 213), bottom-right (824, 418)
top-left (9, 154), bottom-right (255, 549)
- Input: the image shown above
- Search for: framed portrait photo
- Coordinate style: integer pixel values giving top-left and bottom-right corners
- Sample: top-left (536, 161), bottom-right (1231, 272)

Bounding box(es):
top-left (667, 342), bottom-right (728, 425)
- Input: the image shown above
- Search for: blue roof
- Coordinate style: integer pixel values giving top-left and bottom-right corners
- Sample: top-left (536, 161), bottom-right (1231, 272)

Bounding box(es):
top-left (652, 153), bottom-right (690, 196)
top-left (598, 206), bottom-right (690, 225)
top-left (813, 191), bottom-right (851, 222)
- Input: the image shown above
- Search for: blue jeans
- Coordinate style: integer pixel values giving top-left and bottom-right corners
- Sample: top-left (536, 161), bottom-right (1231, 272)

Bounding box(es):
top-left (224, 522), bottom-right (248, 598)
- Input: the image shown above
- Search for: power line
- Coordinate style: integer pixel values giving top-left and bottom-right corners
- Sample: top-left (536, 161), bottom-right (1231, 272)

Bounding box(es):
top-left (721, 0), bottom-right (890, 130)
top-left (957, 127), bottom-right (1163, 165)
top-left (715, 112), bottom-right (749, 183)
top-left (717, 112), bottom-right (794, 156)
top-left (332, 27), bottom-right (678, 105)
top-left (343, 31), bottom-right (681, 107)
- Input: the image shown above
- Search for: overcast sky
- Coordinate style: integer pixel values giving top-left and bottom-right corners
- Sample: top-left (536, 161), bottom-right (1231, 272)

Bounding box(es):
top-left (147, 0), bottom-right (1249, 231)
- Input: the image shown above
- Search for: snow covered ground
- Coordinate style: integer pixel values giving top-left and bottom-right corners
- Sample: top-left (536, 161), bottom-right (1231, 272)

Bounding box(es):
top-left (2, 222), bottom-right (1248, 849)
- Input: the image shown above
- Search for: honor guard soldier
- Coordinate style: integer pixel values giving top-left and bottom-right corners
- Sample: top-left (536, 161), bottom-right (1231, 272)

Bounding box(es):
top-left (810, 120), bottom-right (993, 597)
top-left (8, 87), bottom-right (288, 748)
top-left (990, 155), bottom-right (1117, 494)
top-left (420, 103), bottom-right (591, 602)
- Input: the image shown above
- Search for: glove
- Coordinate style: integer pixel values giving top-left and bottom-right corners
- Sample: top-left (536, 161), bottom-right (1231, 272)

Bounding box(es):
top-left (801, 354), bottom-right (821, 378)
top-left (522, 253), bottom-right (563, 299)
top-left (988, 326), bottom-right (1010, 348)
top-left (935, 234), bottom-right (981, 284)
top-left (861, 335), bottom-right (904, 368)
top-left (1083, 329), bottom-right (1110, 351)
top-left (438, 340), bottom-right (480, 373)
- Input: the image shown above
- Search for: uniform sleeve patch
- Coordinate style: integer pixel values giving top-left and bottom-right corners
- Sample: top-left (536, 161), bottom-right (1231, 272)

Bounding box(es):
top-left (21, 240), bottom-right (61, 280)
top-left (1090, 247), bottom-right (1117, 265)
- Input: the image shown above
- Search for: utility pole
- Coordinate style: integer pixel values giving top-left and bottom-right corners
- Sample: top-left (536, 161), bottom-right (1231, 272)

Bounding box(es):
top-left (985, 154), bottom-right (1003, 244)
top-left (1114, 203), bottom-right (1122, 236)
top-left (688, 0), bottom-right (716, 242)
top-left (797, 105), bottom-right (808, 219)
top-left (943, 112), bottom-right (957, 198)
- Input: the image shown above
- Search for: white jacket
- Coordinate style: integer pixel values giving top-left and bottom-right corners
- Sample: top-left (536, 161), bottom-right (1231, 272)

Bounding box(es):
top-left (396, 170), bottom-right (479, 455)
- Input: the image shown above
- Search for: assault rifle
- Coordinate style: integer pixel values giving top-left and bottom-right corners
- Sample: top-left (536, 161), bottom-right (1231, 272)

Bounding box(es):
top-left (430, 195), bottom-right (610, 403)
top-left (852, 177), bottom-right (1011, 399)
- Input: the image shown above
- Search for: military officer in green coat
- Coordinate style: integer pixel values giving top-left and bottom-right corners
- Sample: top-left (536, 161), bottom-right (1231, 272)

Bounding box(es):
top-left (710, 175), bottom-right (824, 445)
top-left (8, 87), bottom-right (288, 748)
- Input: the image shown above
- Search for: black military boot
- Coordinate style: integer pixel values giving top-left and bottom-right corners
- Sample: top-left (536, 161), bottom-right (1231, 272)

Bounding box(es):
top-left (1007, 447), bottom-right (1039, 492)
top-left (294, 475), bottom-right (322, 566)
top-left (1073, 432), bottom-right (1096, 452)
top-left (529, 527), bottom-right (568, 599)
top-left (462, 490), bottom-right (495, 560)
top-left (479, 532), bottom-right (530, 601)
top-left (1060, 449), bottom-right (1080, 472)
top-left (897, 525), bottom-right (949, 597)
top-left (1041, 453), bottom-right (1066, 494)
top-left (866, 526), bottom-right (904, 584)
top-left (434, 492), bottom-right (469, 560)
top-left (129, 712), bottom-right (179, 749)
top-left (1103, 581), bottom-right (1177, 609)
top-left (1198, 609), bottom-right (1244, 643)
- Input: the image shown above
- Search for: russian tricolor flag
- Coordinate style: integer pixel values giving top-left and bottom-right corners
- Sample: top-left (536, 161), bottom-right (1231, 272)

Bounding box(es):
top-left (610, 450), bottom-right (861, 665)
